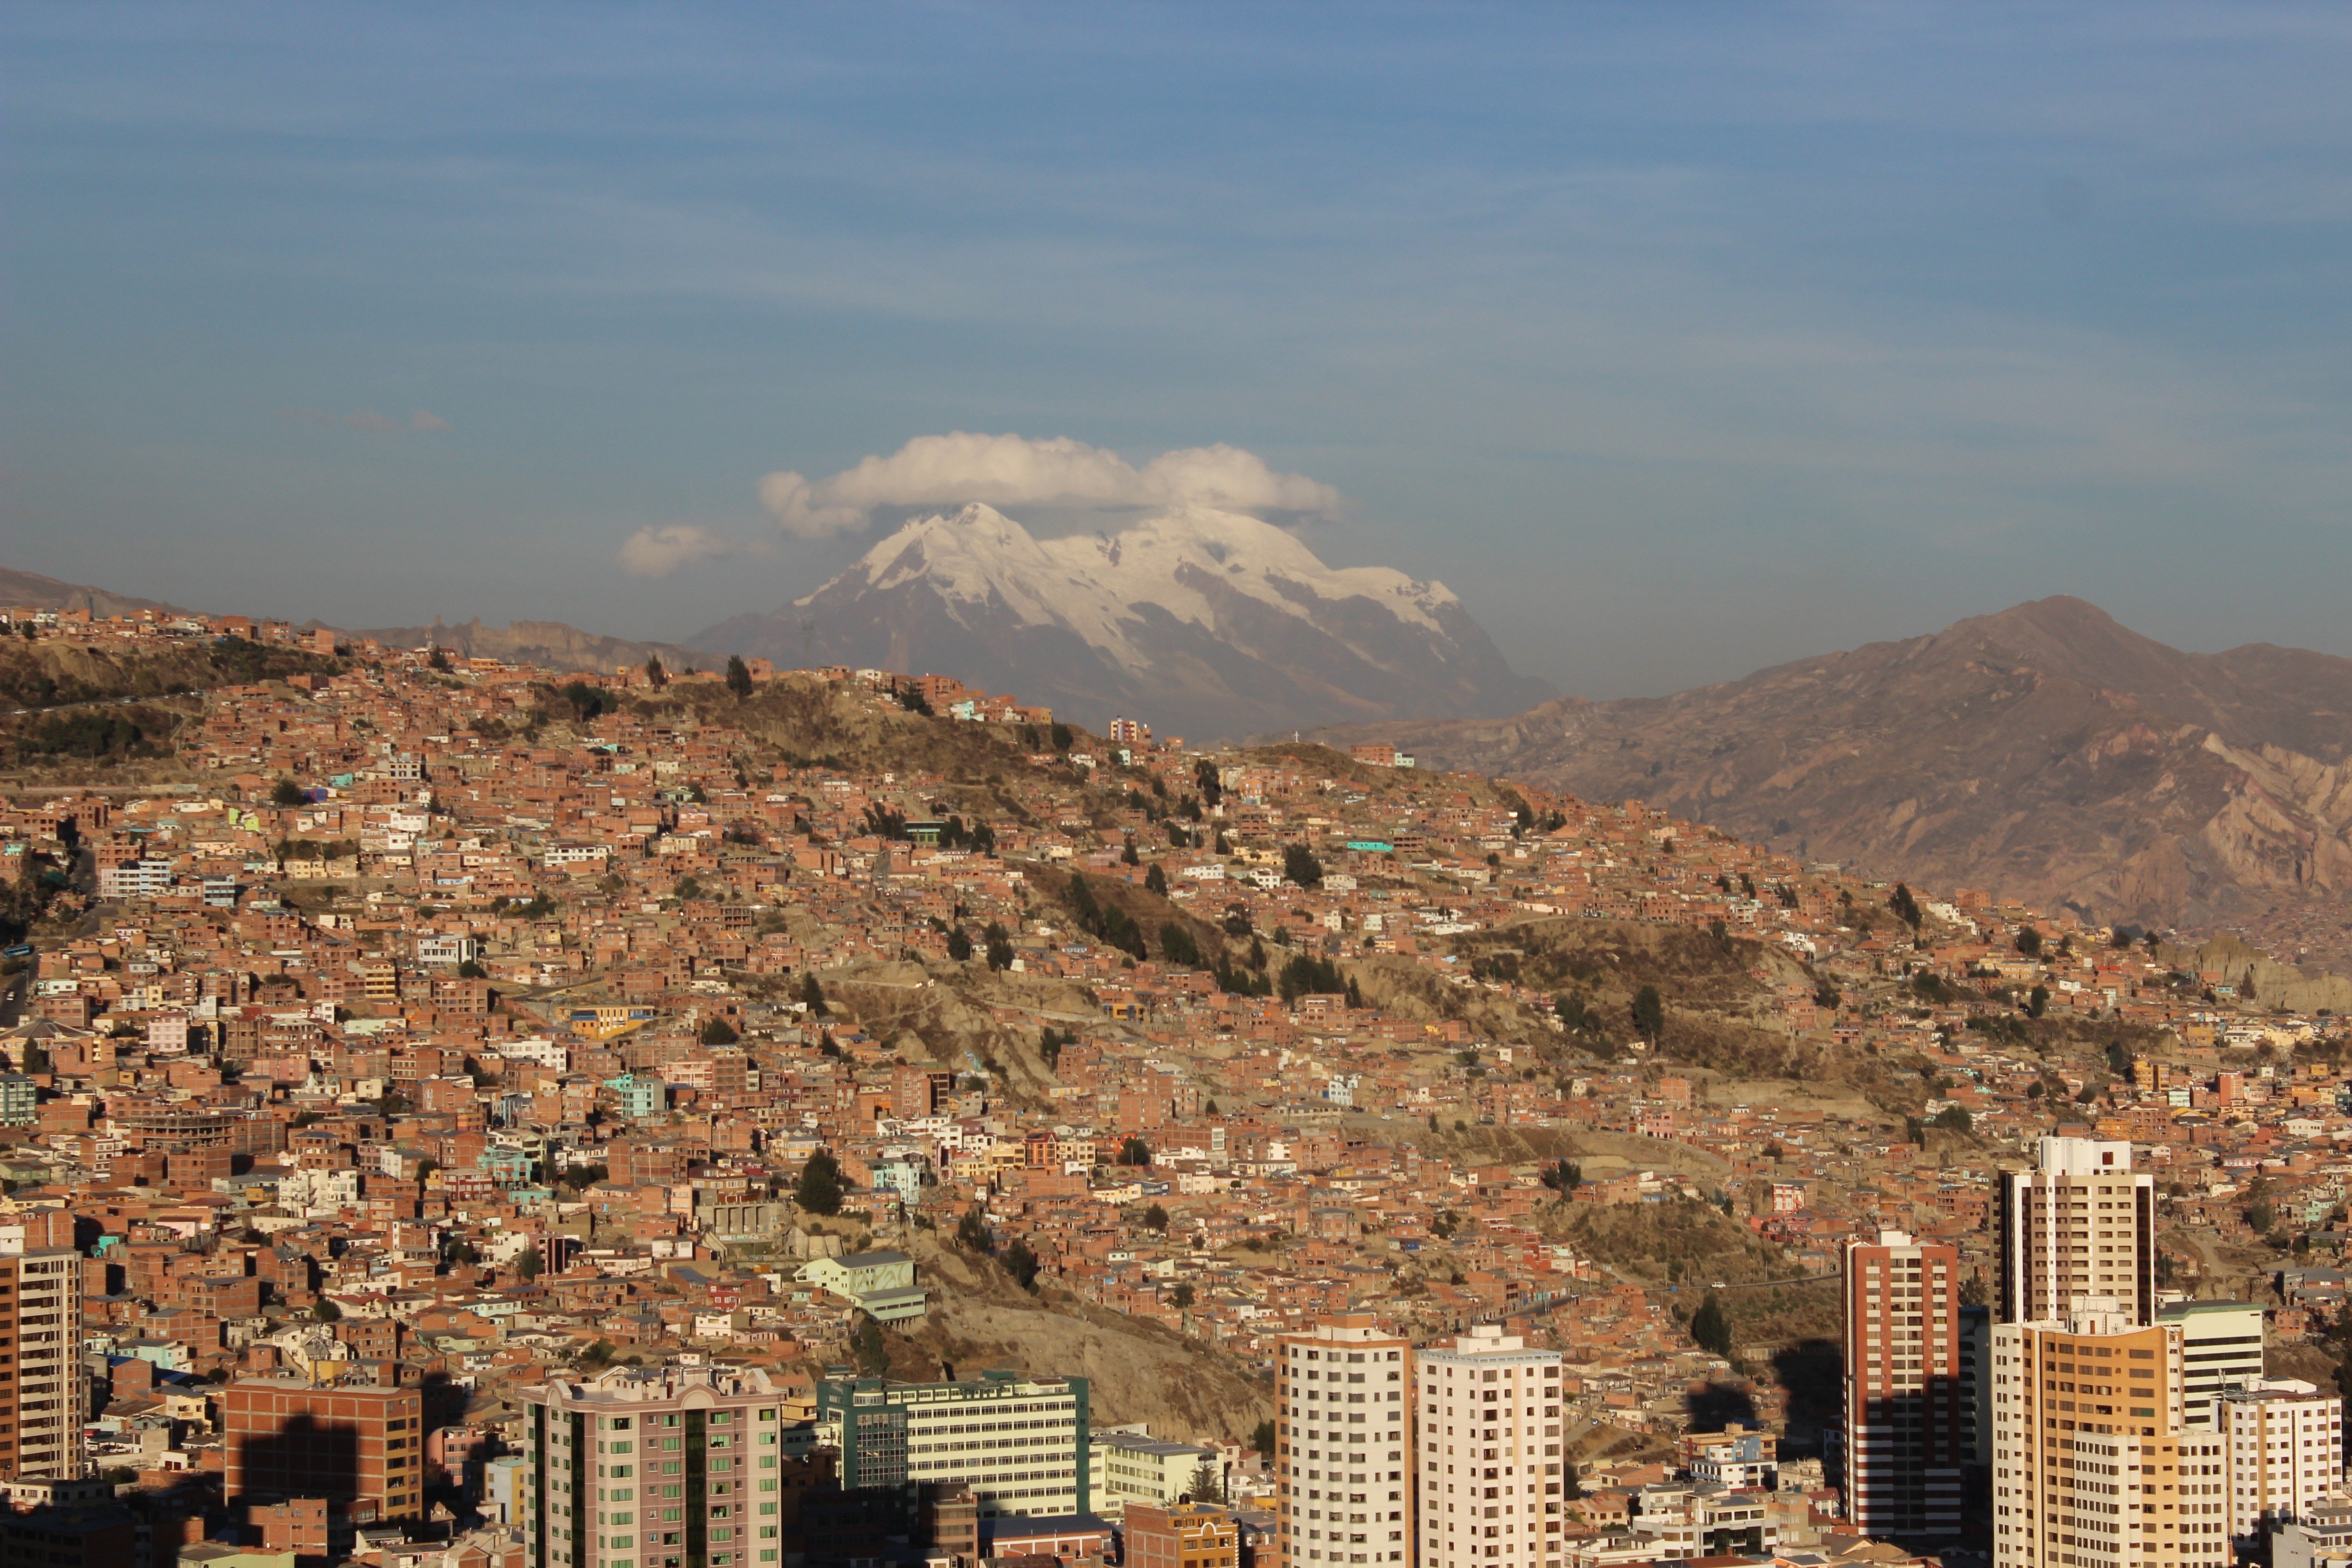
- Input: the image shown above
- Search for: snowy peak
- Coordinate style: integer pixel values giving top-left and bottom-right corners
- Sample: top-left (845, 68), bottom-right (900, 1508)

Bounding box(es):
top-left (696, 503), bottom-right (1549, 740)
top-left (808, 503), bottom-right (1460, 674)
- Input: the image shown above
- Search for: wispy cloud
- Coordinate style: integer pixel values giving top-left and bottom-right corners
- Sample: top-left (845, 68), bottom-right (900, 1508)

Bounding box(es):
top-left (281, 407), bottom-right (454, 435)
top-left (620, 524), bottom-right (732, 577)
top-left (758, 432), bottom-right (1344, 540)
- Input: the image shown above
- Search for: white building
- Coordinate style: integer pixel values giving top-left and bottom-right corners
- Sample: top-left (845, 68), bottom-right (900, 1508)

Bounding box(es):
top-left (1998, 1137), bottom-right (2156, 1326)
top-left (818, 1367), bottom-right (1089, 1519)
top-left (1414, 1324), bottom-right (1568, 1568)
top-left (1278, 1314), bottom-right (1412, 1568)
top-left (2218, 1379), bottom-right (2345, 1540)
top-left (1091, 1427), bottom-right (1219, 1518)
top-left (2160, 1300), bottom-right (2267, 1430)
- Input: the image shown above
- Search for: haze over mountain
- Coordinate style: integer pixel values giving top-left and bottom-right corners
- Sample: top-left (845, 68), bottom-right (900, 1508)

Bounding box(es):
top-left (689, 503), bottom-right (1552, 741)
top-left (1323, 597), bottom-right (2352, 957)
top-left (0, 565), bottom-right (183, 620)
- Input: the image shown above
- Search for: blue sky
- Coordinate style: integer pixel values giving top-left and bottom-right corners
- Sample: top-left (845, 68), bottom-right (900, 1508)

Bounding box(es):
top-left (6, 2), bottom-right (2351, 696)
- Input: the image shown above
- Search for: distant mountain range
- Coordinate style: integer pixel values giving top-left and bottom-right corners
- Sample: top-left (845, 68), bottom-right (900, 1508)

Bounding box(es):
top-left (688, 503), bottom-right (1553, 741)
top-left (0, 565), bottom-right (182, 619)
top-left (1320, 596), bottom-right (2352, 955)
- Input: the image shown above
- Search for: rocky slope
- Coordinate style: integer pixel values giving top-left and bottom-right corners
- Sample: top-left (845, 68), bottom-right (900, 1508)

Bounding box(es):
top-left (1323, 598), bottom-right (2352, 962)
top-left (690, 503), bottom-right (1551, 741)
top-left (349, 616), bottom-right (702, 676)
top-left (0, 565), bottom-right (183, 618)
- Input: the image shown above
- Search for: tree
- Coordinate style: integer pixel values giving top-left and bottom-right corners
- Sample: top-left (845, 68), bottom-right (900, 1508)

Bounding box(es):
top-left (1118, 1136), bottom-right (1152, 1166)
top-left (645, 654), bottom-right (668, 688)
top-left (1630, 985), bottom-right (1665, 1040)
top-left (1931, 1105), bottom-right (1973, 1135)
top-left (1185, 1456), bottom-right (1223, 1503)
top-left (1122, 838), bottom-right (1140, 867)
top-left (1284, 843), bottom-right (1323, 888)
top-left (984, 920), bottom-right (1014, 971)
top-left (725, 655), bottom-right (755, 699)
top-left (1144, 862), bottom-right (1169, 897)
top-left (1889, 882), bottom-right (1923, 931)
top-left (957, 1205), bottom-right (994, 1253)
top-left (1540, 1160), bottom-right (1582, 1191)
top-left (1142, 1203), bottom-right (1170, 1231)
top-left (2028, 984), bottom-right (2051, 1019)
top-left (1051, 721), bottom-right (1074, 750)
top-left (1158, 921), bottom-right (1201, 968)
top-left (427, 645), bottom-right (452, 672)
top-left (271, 778), bottom-right (308, 808)
top-left (2105, 1040), bottom-right (2137, 1078)
top-left (1252, 1418), bottom-right (1276, 1460)
top-left (794, 1151), bottom-right (845, 1216)
top-left (1169, 1281), bottom-right (1196, 1311)
top-left (1690, 1293), bottom-right (1733, 1358)
top-left (851, 1313), bottom-right (888, 1376)
top-left (580, 1337), bottom-right (617, 1367)
top-left (799, 973), bottom-right (830, 1015)
top-left (516, 1244), bottom-right (543, 1281)
top-left (1002, 1237), bottom-right (1041, 1291)
top-left (312, 1297), bottom-right (343, 1323)
top-left (946, 926), bottom-right (973, 961)
top-left (700, 1017), bottom-right (739, 1045)
top-left (2015, 925), bottom-right (2044, 958)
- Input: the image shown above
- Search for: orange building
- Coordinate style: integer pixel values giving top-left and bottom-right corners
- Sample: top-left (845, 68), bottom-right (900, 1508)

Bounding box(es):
top-left (1127, 1503), bottom-right (1240, 1568)
top-left (223, 1374), bottom-right (425, 1523)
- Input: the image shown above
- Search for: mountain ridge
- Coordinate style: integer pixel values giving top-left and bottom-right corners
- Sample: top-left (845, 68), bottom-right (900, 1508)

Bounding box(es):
top-left (1319, 596), bottom-right (2352, 964)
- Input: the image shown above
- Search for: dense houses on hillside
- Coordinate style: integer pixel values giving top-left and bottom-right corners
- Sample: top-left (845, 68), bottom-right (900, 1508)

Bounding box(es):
top-left (1, 605), bottom-right (2349, 1568)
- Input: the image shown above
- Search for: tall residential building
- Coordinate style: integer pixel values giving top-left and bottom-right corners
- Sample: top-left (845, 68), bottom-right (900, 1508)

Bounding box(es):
top-left (2216, 1379), bottom-right (2344, 1540)
top-left (1998, 1137), bottom-right (2156, 1326)
top-left (1841, 1231), bottom-right (1964, 1539)
top-left (2158, 1302), bottom-right (2267, 1430)
top-left (0, 1246), bottom-right (86, 1484)
top-left (223, 1372), bottom-right (424, 1525)
top-left (1412, 1323), bottom-right (1566, 1568)
top-left (522, 1362), bottom-right (796, 1568)
top-left (1989, 1303), bottom-right (2230, 1568)
top-left (813, 1368), bottom-right (1090, 1520)
top-left (1276, 1314), bottom-right (1412, 1568)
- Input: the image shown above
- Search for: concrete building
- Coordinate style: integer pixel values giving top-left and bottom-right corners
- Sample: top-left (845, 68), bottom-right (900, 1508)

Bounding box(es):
top-left (1412, 1323), bottom-right (1565, 1568)
top-left (223, 1372), bottom-right (424, 1524)
top-left (794, 1250), bottom-right (926, 1325)
top-left (1277, 1313), bottom-right (1413, 1568)
top-left (0, 1246), bottom-right (86, 1483)
top-left (813, 1367), bottom-right (1090, 1520)
top-left (1961, 1303), bottom-right (1993, 1468)
top-left (1092, 1428), bottom-right (1220, 1518)
top-left (1841, 1230), bottom-right (1964, 1539)
top-left (1989, 1302), bottom-right (2227, 1568)
top-left (2159, 1301), bottom-right (2267, 1430)
top-left (2217, 1379), bottom-right (2344, 1541)
top-left (2274, 1499), bottom-right (2352, 1568)
top-left (1998, 1137), bottom-right (2156, 1327)
top-left (520, 1362), bottom-right (794, 1568)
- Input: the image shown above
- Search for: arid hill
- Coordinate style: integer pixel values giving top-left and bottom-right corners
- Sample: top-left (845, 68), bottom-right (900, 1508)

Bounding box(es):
top-left (1323, 598), bottom-right (2352, 964)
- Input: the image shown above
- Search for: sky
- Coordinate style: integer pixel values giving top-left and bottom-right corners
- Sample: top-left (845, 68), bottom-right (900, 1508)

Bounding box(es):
top-left (5, 2), bottom-right (2352, 698)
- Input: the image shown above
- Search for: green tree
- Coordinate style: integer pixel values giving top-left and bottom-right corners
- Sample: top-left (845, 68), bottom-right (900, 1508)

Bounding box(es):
top-left (946, 926), bottom-right (974, 961)
top-left (851, 1313), bottom-right (889, 1376)
top-left (2028, 984), bottom-right (2051, 1019)
top-left (724, 655), bottom-right (754, 699)
top-left (1252, 1418), bottom-right (1276, 1460)
top-left (1889, 882), bottom-right (1923, 930)
top-left (1118, 1136), bottom-right (1152, 1166)
top-left (311, 1297), bottom-right (343, 1323)
top-left (1158, 921), bottom-right (1201, 968)
top-left (1690, 1293), bottom-right (1733, 1358)
top-left (645, 654), bottom-right (668, 688)
top-left (1631, 985), bottom-right (1665, 1040)
top-left (271, 778), bottom-right (307, 808)
top-left (799, 973), bottom-right (830, 1014)
top-left (794, 1151), bottom-right (845, 1216)
top-left (2016, 925), bottom-right (2044, 958)
top-left (984, 921), bottom-right (1014, 971)
top-left (957, 1205), bottom-right (994, 1253)
top-left (1169, 1282), bottom-right (1196, 1310)
top-left (1003, 1237), bottom-right (1041, 1291)
top-left (1144, 862), bottom-right (1169, 897)
top-left (1184, 1456), bottom-right (1223, 1503)
top-left (516, 1244), bottom-right (543, 1281)
top-left (1283, 843), bottom-right (1323, 888)
top-left (700, 1016), bottom-right (739, 1045)
top-left (1142, 1203), bottom-right (1170, 1231)
top-left (1931, 1105), bottom-right (1973, 1134)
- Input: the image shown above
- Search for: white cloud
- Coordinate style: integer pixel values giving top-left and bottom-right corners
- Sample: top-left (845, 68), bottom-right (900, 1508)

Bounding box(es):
top-left (757, 431), bottom-right (1344, 539)
top-left (620, 524), bottom-right (732, 578)
top-left (409, 409), bottom-right (452, 433)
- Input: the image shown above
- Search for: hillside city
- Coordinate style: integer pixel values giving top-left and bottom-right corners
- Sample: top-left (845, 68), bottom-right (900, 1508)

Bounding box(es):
top-left (4, 602), bottom-right (2352, 1568)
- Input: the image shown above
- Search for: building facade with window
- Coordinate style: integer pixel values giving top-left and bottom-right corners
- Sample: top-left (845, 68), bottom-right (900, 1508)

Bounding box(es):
top-left (812, 1368), bottom-right (1090, 1520)
top-left (1412, 1324), bottom-right (1566, 1568)
top-left (1276, 1314), bottom-right (1412, 1568)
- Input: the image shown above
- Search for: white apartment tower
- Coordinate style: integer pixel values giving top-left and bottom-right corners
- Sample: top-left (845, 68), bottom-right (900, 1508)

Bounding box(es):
top-left (2158, 1302), bottom-right (2267, 1431)
top-left (1989, 1302), bottom-right (2227, 1568)
top-left (1999, 1138), bottom-right (2157, 1327)
top-left (0, 1245), bottom-right (85, 1484)
top-left (1276, 1314), bottom-right (1411, 1568)
top-left (1413, 1325), bottom-right (1568, 1568)
top-left (2217, 1380), bottom-right (2344, 1541)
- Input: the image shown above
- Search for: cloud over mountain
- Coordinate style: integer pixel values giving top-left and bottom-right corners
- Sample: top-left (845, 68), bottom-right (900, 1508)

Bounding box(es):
top-left (756, 431), bottom-right (1344, 539)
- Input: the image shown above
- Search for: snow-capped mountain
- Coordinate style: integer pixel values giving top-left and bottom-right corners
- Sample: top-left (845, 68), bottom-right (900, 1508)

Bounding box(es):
top-left (689, 503), bottom-right (1552, 740)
